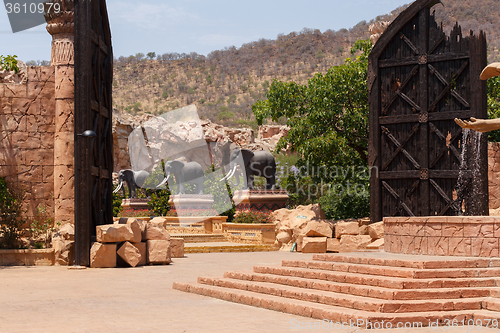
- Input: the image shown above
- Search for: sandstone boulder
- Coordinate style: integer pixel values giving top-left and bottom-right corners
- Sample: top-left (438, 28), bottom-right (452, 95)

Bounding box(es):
top-left (327, 238), bottom-right (340, 252)
top-left (368, 222), bottom-right (384, 240)
top-left (146, 240), bottom-right (171, 264)
top-left (149, 217), bottom-right (167, 227)
top-left (276, 229), bottom-right (292, 244)
top-left (96, 224), bottom-right (139, 243)
top-left (170, 238), bottom-right (185, 258)
top-left (127, 218), bottom-right (147, 241)
top-left (133, 242), bottom-right (147, 266)
top-left (359, 225), bottom-right (369, 235)
top-left (303, 221), bottom-right (333, 238)
top-left (366, 238), bottom-right (385, 250)
top-left (335, 222), bottom-right (359, 238)
top-left (301, 237), bottom-right (327, 253)
top-left (117, 242), bottom-right (142, 267)
top-left (90, 242), bottom-right (116, 268)
top-left (144, 224), bottom-right (171, 241)
top-left (339, 235), bottom-right (372, 253)
top-left (51, 223), bottom-right (75, 265)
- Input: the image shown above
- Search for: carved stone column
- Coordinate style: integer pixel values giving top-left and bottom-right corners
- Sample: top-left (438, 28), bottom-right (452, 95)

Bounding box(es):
top-left (45, 0), bottom-right (75, 226)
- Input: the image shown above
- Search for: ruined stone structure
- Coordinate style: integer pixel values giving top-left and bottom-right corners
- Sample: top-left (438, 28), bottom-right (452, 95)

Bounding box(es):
top-left (45, 1), bottom-right (76, 226)
top-left (0, 67), bottom-right (56, 220)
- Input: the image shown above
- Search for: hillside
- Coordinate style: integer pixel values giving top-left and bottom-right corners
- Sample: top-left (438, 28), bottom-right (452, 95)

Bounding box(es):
top-left (112, 0), bottom-right (500, 129)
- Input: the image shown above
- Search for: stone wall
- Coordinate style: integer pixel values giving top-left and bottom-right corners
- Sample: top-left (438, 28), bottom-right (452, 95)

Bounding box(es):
top-left (489, 142), bottom-right (500, 209)
top-left (0, 66), bottom-right (56, 220)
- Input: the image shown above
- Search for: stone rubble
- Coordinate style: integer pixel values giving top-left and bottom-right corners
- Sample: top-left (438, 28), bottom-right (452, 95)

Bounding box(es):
top-left (90, 217), bottom-right (178, 268)
top-left (273, 204), bottom-right (384, 253)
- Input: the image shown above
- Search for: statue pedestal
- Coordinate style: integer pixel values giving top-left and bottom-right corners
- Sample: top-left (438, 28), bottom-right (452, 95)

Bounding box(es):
top-left (233, 189), bottom-right (289, 212)
top-left (121, 198), bottom-right (150, 211)
top-left (168, 194), bottom-right (215, 214)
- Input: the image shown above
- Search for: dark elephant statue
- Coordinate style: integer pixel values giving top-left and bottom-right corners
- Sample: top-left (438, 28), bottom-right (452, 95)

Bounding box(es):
top-left (157, 160), bottom-right (204, 194)
top-left (113, 169), bottom-right (150, 198)
top-left (221, 148), bottom-right (276, 189)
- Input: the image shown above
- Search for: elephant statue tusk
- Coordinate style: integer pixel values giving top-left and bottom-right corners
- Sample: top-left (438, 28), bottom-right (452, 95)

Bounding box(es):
top-left (220, 166), bottom-right (236, 182)
top-left (113, 181), bottom-right (123, 194)
top-left (156, 174), bottom-right (170, 188)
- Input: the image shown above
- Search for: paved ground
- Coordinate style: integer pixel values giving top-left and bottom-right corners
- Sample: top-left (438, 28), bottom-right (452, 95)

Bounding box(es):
top-left (0, 251), bottom-right (498, 333)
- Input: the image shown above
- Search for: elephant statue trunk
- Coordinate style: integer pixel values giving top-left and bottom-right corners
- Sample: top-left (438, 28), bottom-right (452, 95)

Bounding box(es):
top-left (220, 148), bottom-right (277, 190)
top-left (157, 160), bottom-right (204, 194)
top-left (114, 169), bottom-right (150, 198)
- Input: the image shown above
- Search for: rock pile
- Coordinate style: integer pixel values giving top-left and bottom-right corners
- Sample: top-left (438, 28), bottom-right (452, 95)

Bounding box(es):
top-left (273, 204), bottom-right (384, 253)
top-left (90, 217), bottom-right (184, 268)
top-left (112, 110), bottom-right (290, 172)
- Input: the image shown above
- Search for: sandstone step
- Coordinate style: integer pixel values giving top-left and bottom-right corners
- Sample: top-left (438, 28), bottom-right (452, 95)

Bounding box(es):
top-left (170, 234), bottom-right (226, 243)
top-left (223, 270), bottom-right (492, 300)
top-left (313, 253), bottom-right (500, 269)
top-left (184, 243), bottom-right (277, 253)
top-left (253, 265), bottom-right (499, 290)
top-left (173, 282), bottom-right (481, 327)
top-left (282, 259), bottom-right (500, 279)
top-left (196, 276), bottom-right (483, 313)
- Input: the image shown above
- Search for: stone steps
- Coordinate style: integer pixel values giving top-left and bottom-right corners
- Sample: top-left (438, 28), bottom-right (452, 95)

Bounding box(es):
top-left (312, 253), bottom-right (500, 269)
top-left (223, 271), bottom-right (492, 300)
top-left (282, 260), bottom-right (500, 279)
top-left (197, 276), bottom-right (484, 312)
top-left (170, 234), bottom-right (226, 243)
top-left (184, 244), bottom-right (278, 253)
top-left (253, 265), bottom-right (499, 290)
top-left (173, 282), bottom-right (500, 326)
top-left (173, 252), bottom-right (500, 326)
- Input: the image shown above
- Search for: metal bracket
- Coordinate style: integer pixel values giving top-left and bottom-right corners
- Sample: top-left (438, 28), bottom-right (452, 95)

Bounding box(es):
top-left (418, 54), bottom-right (428, 65)
top-left (420, 168), bottom-right (429, 180)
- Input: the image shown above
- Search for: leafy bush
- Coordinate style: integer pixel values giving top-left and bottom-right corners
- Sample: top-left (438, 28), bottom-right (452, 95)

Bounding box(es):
top-left (488, 76), bottom-right (500, 142)
top-left (148, 191), bottom-right (171, 216)
top-left (319, 190), bottom-right (370, 220)
top-left (234, 210), bottom-right (274, 224)
top-left (113, 192), bottom-right (124, 217)
top-left (29, 205), bottom-right (58, 249)
top-left (0, 55), bottom-right (19, 73)
top-left (0, 178), bottom-right (25, 249)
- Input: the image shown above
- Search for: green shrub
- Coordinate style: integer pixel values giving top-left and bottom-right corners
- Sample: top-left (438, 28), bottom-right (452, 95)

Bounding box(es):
top-left (0, 55), bottom-right (19, 73)
top-left (0, 178), bottom-right (26, 249)
top-left (29, 204), bottom-right (58, 249)
top-left (234, 210), bottom-right (274, 224)
top-left (112, 192), bottom-right (124, 217)
top-left (319, 191), bottom-right (370, 220)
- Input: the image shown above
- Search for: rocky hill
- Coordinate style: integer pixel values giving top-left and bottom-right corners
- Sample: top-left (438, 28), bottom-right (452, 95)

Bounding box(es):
top-left (112, 0), bottom-right (500, 129)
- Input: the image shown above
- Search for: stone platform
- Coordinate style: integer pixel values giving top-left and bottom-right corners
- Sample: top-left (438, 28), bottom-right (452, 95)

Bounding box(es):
top-left (168, 194), bottom-right (215, 213)
top-left (385, 216), bottom-right (500, 257)
top-left (121, 198), bottom-right (150, 210)
top-left (174, 251), bottom-right (500, 327)
top-left (233, 189), bottom-right (289, 212)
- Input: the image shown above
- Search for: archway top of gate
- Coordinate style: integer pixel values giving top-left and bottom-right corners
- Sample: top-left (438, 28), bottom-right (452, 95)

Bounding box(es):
top-left (369, 0), bottom-right (445, 60)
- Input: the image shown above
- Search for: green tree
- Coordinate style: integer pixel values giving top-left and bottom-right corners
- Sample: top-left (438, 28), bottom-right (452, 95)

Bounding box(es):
top-left (487, 75), bottom-right (500, 142)
top-left (0, 55), bottom-right (19, 73)
top-left (147, 52), bottom-right (156, 60)
top-left (253, 39), bottom-right (372, 180)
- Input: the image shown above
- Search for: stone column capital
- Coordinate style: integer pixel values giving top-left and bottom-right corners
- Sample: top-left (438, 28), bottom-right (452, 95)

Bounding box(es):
top-left (44, 0), bottom-right (75, 66)
top-left (44, 0), bottom-right (74, 36)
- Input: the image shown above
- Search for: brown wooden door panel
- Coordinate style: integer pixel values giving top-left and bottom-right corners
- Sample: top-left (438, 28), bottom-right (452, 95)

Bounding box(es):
top-left (369, 0), bottom-right (487, 222)
top-left (74, 0), bottom-right (113, 266)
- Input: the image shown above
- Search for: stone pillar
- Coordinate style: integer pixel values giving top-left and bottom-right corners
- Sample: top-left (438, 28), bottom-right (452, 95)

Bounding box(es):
top-left (45, 2), bottom-right (75, 225)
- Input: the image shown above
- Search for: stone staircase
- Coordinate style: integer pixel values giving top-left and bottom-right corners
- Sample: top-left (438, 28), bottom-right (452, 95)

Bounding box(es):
top-left (169, 233), bottom-right (277, 253)
top-left (173, 252), bottom-right (500, 327)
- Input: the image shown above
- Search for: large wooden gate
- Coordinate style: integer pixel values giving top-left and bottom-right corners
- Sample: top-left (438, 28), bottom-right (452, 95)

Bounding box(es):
top-left (74, 0), bottom-right (113, 265)
top-left (369, 0), bottom-right (488, 222)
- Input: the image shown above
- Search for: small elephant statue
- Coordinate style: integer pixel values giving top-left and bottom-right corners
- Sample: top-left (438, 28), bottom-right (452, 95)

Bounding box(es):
top-left (113, 169), bottom-right (150, 198)
top-left (220, 148), bottom-right (276, 189)
top-left (157, 160), bottom-right (204, 194)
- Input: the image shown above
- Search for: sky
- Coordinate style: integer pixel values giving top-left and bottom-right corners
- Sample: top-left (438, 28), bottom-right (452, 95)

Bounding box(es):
top-left (0, 0), bottom-right (411, 63)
